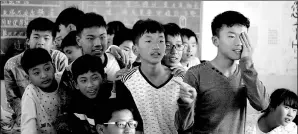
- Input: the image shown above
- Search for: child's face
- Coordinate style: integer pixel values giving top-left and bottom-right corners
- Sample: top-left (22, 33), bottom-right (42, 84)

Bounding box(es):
top-left (107, 34), bottom-right (114, 46)
top-left (28, 61), bottom-right (55, 89)
top-left (272, 103), bottom-right (297, 126)
top-left (136, 32), bottom-right (166, 65)
top-left (54, 33), bottom-right (63, 49)
top-left (63, 46), bottom-right (83, 63)
top-left (182, 36), bottom-right (198, 61)
top-left (100, 109), bottom-right (136, 134)
top-left (77, 27), bottom-right (107, 58)
top-left (58, 24), bottom-right (69, 40)
top-left (163, 35), bottom-right (183, 66)
top-left (75, 71), bottom-right (103, 99)
top-left (119, 40), bottom-right (137, 63)
top-left (27, 30), bottom-right (53, 51)
top-left (214, 25), bottom-right (247, 60)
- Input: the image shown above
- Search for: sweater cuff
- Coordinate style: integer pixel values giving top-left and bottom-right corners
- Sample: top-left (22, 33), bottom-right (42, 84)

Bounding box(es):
top-left (177, 98), bottom-right (194, 109)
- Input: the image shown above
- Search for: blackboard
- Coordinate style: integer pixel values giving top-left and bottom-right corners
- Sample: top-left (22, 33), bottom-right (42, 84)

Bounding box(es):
top-left (1, 0), bottom-right (64, 79)
top-left (1, 0), bottom-right (64, 54)
top-left (1, 0), bottom-right (202, 55)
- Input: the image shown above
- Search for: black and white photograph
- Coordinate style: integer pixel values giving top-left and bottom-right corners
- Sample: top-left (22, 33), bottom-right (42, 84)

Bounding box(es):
top-left (0, 1), bottom-right (297, 134)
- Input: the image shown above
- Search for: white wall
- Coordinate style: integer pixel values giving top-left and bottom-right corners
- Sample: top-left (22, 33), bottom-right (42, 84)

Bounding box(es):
top-left (201, 1), bottom-right (297, 114)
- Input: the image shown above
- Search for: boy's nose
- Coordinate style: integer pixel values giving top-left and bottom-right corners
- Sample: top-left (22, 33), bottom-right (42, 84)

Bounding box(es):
top-left (152, 43), bottom-right (160, 50)
top-left (40, 71), bottom-right (47, 78)
top-left (38, 38), bottom-right (46, 46)
top-left (288, 109), bottom-right (296, 117)
top-left (93, 38), bottom-right (102, 47)
top-left (235, 36), bottom-right (243, 46)
top-left (170, 46), bottom-right (178, 54)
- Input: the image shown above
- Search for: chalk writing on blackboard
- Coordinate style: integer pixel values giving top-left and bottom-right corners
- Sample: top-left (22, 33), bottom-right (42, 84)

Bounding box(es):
top-left (180, 16), bottom-right (186, 28)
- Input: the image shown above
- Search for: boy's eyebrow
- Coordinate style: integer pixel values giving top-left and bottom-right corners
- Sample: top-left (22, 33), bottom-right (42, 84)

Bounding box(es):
top-left (144, 35), bottom-right (153, 38)
top-left (32, 33), bottom-right (40, 36)
top-left (227, 31), bottom-right (237, 34)
top-left (78, 76), bottom-right (87, 79)
top-left (100, 32), bottom-right (107, 36)
top-left (158, 34), bottom-right (165, 38)
top-left (86, 34), bottom-right (95, 37)
top-left (31, 68), bottom-right (39, 72)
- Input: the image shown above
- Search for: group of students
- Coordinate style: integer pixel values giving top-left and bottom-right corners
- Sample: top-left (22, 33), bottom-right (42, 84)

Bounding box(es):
top-left (3, 6), bottom-right (297, 134)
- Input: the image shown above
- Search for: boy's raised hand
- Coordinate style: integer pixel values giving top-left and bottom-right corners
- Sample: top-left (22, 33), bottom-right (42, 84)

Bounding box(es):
top-left (172, 78), bottom-right (197, 105)
top-left (109, 45), bottom-right (129, 66)
top-left (170, 66), bottom-right (186, 76)
top-left (239, 32), bottom-right (253, 59)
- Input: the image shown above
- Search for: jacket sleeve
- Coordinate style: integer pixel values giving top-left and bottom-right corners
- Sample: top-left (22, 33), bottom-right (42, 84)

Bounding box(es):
top-left (175, 99), bottom-right (195, 131)
top-left (239, 57), bottom-right (269, 111)
top-left (4, 62), bottom-right (22, 121)
top-left (115, 80), bottom-right (144, 132)
top-left (174, 68), bottom-right (199, 131)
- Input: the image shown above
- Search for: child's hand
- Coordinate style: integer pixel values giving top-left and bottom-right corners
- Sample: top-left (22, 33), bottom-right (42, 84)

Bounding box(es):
top-left (115, 68), bottom-right (129, 80)
top-left (170, 66), bottom-right (186, 76)
top-left (239, 32), bottom-right (253, 59)
top-left (173, 78), bottom-right (197, 105)
top-left (109, 45), bottom-right (129, 66)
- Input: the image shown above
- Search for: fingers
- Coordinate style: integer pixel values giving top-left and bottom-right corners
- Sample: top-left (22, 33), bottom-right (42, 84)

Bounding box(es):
top-left (172, 78), bottom-right (190, 92)
top-left (179, 90), bottom-right (192, 97)
top-left (240, 32), bottom-right (251, 49)
top-left (124, 52), bottom-right (129, 66)
top-left (115, 51), bottom-right (122, 59)
top-left (171, 68), bottom-right (179, 75)
top-left (121, 50), bottom-right (129, 66)
top-left (239, 33), bottom-right (247, 48)
top-left (115, 69), bottom-right (129, 80)
top-left (172, 78), bottom-right (184, 86)
top-left (170, 66), bottom-right (186, 75)
top-left (242, 32), bottom-right (251, 48)
top-left (119, 50), bottom-right (126, 62)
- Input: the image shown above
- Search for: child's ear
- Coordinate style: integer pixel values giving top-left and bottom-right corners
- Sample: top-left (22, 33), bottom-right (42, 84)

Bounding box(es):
top-left (76, 35), bottom-right (81, 47)
top-left (96, 124), bottom-right (105, 134)
top-left (25, 38), bottom-right (30, 48)
top-left (74, 82), bottom-right (79, 90)
top-left (212, 36), bottom-right (219, 47)
top-left (68, 24), bottom-right (76, 31)
top-left (132, 45), bottom-right (139, 56)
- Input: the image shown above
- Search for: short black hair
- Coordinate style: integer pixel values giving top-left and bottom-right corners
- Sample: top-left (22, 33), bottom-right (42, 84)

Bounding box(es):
top-left (95, 99), bottom-right (134, 125)
top-left (21, 48), bottom-right (52, 74)
top-left (26, 17), bottom-right (56, 39)
top-left (211, 10), bottom-right (250, 37)
top-left (60, 31), bottom-right (80, 50)
top-left (132, 19), bottom-right (165, 45)
top-left (55, 6), bottom-right (84, 32)
top-left (71, 54), bottom-right (105, 83)
top-left (113, 28), bottom-right (133, 46)
top-left (77, 12), bottom-right (107, 36)
top-left (263, 88), bottom-right (298, 115)
top-left (180, 28), bottom-right (198, 43)
top-left (164, 23), bottom-right (181, 38)
top-left (107, 21), bottom-right (126, 35)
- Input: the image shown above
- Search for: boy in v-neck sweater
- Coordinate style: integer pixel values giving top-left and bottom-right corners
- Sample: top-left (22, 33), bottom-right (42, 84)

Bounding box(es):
top-left (115, 19), bottom-right (196, 134)
top-left (182, 11), bottom-right (269, 134)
